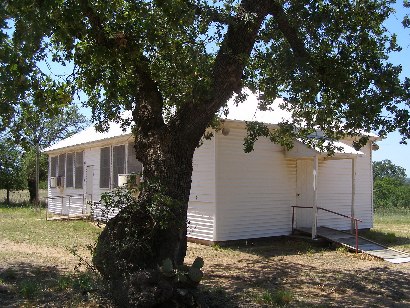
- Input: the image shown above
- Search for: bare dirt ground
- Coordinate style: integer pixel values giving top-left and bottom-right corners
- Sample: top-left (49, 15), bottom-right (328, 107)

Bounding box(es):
top-left (0, 204), bottom-right (409, 307)
top-left (186, 238), bottom-right (410, 307)
top-left (3, 238), bottom-right (408, 307)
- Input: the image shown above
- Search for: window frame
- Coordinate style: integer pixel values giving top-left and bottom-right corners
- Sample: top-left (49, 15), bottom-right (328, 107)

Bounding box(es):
top-left (100, 146), bottom-right (111, 189)
top-left (112, 144), bottom-right (126, 187)
top-left (66, 153), bottom-right (74, 188)
top-left (75, 151), bottom-right (84, 189)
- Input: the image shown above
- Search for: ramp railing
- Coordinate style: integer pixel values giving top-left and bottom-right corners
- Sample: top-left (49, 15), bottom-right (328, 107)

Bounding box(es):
top-left (292, 206), bottom-right (363, 253)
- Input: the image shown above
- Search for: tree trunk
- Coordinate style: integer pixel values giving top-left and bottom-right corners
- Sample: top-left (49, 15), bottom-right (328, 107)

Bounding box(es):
top-left (28, 178), bottom-right (36, 204)
top-left (35, 143), bottom-right (40, 207)
top-left (6, 188), bottom-right (10, 205)
top-left (93, 131), bottom-right (198, 306)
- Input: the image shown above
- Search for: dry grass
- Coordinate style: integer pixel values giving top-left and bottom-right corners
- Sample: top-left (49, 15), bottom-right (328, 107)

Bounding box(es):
top-left (186, 239), bottom-right (409, 307)
top-left (0, 200), bottom-right (409, 307)
top-left (0, 205), bottom-right (107, 307)
top-left (0, 189), bottom-right (48, 205)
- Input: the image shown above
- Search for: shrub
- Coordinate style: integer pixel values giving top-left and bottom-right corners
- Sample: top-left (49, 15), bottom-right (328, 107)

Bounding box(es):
top-left (373, 178), bottom-right (410, 209)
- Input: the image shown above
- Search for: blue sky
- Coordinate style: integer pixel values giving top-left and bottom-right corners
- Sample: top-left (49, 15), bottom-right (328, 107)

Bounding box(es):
top-left (373, 1), bottom-right (410, 176)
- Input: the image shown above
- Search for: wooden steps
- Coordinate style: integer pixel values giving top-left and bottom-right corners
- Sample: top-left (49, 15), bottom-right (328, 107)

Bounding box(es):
top-left (295, 226), bottom-right (410, 264)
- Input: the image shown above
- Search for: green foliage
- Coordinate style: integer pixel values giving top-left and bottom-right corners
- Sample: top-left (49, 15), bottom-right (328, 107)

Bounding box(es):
top-left (253, 289), bottom-right (294, 306)
top-left (335, 246), bottom-right (349, 254)
top-left (1, 1), bottom-right (409, 143)
top-left (98, 186), bottom-right (138, 223)
top-left (1, 102), bottom-right (87, 204)
top-left (373, 160), bottom-right (407, 184)
top-left (188, 266), bottom-right (203, 283)
top-left (160, 258), bottom-right (175, 277)
top-left (374, 177), bottom-right (410, 208)
top-left (57, 276), bottom-right (73, 291)
top-left (72, 272), bottom-right (95, 293)
top-left (373, 160), bottom-right (410, 209)
top-left (19, 280), bottom-right (40, 299)
top-left (191, 256), bottom-right (204, 269)
top-left (3, 2), bottom-right (410, 305)
top-left (23, 148), bottom-right (48, 193)
top-left (160, 256), bottom-right (204, 285)
top-left (0, 138), bottom-right (26, 199)
top-left (11, 104), bottom-right (89, 151)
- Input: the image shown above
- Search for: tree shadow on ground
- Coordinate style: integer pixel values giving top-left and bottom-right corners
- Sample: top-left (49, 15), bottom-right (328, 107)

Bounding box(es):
top-left (220, 237), bottom-right (332, 259)
top-left (0, 262), bottom-right (112, 307)
top-left (203, 250), bottom-right (410, 307)
top-left (196, 237), bottom-right (410, 307)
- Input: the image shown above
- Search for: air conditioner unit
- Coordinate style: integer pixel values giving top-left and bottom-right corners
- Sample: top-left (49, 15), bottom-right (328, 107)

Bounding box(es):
top-left (118, 174), bottom-right (129, 187)
top-left (118, 174), bottom-right (141, 187)
top-left (50, 177), bottom-right (57, 188)
top-left (57, 176), bottom-right (65, 188)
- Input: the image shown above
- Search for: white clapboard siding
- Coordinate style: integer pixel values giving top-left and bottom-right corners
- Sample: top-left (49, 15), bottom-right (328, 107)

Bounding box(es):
top-left (187, 137), bottom-right (216, 241)
top-left (46, 122), bottom-right (376, 241)
top-left (214, 128), bottom-right (295, 241)
top-left (353, 142), bottom-right (373, 228)
top-left (317, 141), bottom-right (373, 230)
top-left (47, 188), bottom-right (64, 214)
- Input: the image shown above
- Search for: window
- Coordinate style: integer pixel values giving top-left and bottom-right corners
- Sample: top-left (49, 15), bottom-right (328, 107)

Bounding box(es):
top-left (112, 145), bottom-right (125, 187)
top-left (75, 151), bottom-right (84, 189)
top-left (127, 142), bottom-right (143, 174)
top-left (66, 153), bottom-right (74, 187)
top-left (50, 156), bottom-right (57, 177)
top-left (58, 154), bottom-right (66, 177)
top-left (100, 147), bottom-right (111, 188)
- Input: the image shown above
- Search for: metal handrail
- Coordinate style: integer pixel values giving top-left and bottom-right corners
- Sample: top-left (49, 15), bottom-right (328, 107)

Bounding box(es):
top-left (291, 205), bottom-right (362, 253)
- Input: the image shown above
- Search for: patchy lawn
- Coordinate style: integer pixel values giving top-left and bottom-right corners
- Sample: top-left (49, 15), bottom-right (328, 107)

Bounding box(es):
top-left (0, 203), bottom-right (409, 307)
top-left (361, 207), bottom-right (410, 251)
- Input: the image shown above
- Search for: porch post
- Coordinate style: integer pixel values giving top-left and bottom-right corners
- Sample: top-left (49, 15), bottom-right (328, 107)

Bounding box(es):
top-left (312, 155), bottom-right (318, 239)
top-left (351, 157), bottom-right (357, 233)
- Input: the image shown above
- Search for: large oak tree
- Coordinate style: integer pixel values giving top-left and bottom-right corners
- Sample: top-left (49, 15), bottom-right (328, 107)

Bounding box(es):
top-left (2, 0), bottom-right (410, 305)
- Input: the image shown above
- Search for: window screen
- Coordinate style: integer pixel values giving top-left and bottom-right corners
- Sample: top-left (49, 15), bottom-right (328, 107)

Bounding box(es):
top-left (50, 156), bottom-right (57, 177)
top-left (113, 145), bottom-right (125, 187)
top-left (100, 147), bottom-right (111, 188)
top-left (58, 154), bottom-right (66, 177)
top-left (75, 151), bottom-right (84, 189)
top-left (127, 142), bottom-right (143, 174)
top-left (66, 153), bottom-right (74, 187)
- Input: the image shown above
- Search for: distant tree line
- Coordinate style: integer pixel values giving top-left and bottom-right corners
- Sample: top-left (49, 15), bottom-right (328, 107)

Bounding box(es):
top-left (0, 105), bottom-right (88, 205)
top-left (373, 160), bottom-right (410, 209)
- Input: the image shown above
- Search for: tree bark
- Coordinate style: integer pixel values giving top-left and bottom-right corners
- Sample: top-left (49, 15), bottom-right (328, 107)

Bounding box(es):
top-left (91, 1), bottom-right (272, 305)
top-left (28, 178), bottom-right (36, 204)
top-left (93, 131), bottom-right (197, 305)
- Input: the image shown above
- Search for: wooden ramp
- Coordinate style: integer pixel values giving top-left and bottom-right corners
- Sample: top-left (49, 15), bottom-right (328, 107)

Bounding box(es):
top-left (296, 226), bottom-right (410, 264)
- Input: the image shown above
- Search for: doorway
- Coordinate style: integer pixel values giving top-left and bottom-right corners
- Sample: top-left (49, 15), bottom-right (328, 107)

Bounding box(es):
top-left (295, 160), bottom-right (314, 228)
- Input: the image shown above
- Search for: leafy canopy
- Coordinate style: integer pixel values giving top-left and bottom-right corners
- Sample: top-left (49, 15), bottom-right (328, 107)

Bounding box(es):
top-left (373, 160), bottom-right (409, 208)
top-left (373, 159), bottom-right (407, 184)
top-left (1, 1), bottom-right (409, 147)
top-left (0, 137), bottom-right (26, 193)
top-left (12, 103), bottom-right (89, 150)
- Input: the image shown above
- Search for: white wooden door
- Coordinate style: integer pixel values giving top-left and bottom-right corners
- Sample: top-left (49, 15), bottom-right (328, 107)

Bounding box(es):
top-left (85, 165), bottom-right (94, 213)
top-left (296, 160), bottom-right (314, 228)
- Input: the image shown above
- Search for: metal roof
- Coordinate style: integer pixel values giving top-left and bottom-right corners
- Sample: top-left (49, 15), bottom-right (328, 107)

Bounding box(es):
top-left (43, 121), bottom-right (132, 153)
top-left (43, 91), bottom-right (377, 153)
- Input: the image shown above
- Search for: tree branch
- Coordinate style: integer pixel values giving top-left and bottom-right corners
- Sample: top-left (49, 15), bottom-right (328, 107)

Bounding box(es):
top-left (266, 2), bottom-right (310, 60)
top-left (78, 0), bottom-right (165, 132)
top-left (176, 0), bottom-right (271, 141)
top-left (185, 1), bottom-right (232, 25)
